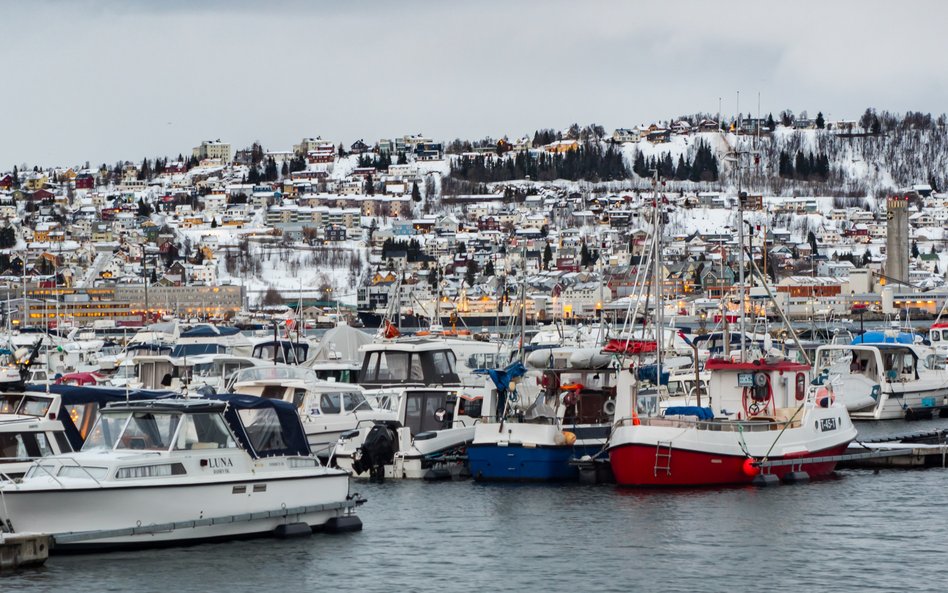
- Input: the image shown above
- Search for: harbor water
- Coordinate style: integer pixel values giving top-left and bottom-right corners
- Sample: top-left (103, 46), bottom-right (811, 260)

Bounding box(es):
top-left (7, 419), bottom-right (948, 593)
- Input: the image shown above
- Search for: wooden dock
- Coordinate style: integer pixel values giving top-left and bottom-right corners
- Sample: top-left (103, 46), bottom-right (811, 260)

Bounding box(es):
top-left (0, 533), bottom-right (50, 573)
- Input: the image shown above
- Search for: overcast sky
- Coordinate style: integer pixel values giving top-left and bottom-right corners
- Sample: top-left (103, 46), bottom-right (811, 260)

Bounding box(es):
top-left (3, 0), bottom-right (946, 168)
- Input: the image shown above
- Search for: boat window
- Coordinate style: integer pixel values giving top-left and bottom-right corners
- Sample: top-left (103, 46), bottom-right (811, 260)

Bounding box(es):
top-left (34, 431), bottom-right (53, 458)
top-left (932, 331), bottom-right (941, 342)
top-left (458, 396), bottom-right (482, 418)
top-left (431, 351), bottom-right (455, 377)
top-left (66, 402), bottom-right (100, 440)
top-left (238, 408), bottom-right (288, 452)
top-left (112, 365), bottom-right (137, 379)
top-left (57, 466), bottom-right (109, 480)
top-left (17, 396), bottom-right (52, 417)
top-left (0, 433), bottom-right (31, 462)
top-left (54, 431), bottom-right (73, 453)
top-left (377, 351), bottom-right (409, 381)
top-left (404, 391), bottom-right (450, 435)
top-left (0, 432), bottom-right (53, 463)
top-left (410, 355), bottom-right (424, 381)
top-left (0, 395), bottom-right (21, 414)
top-left (115, 463), bottom-right (187, 479)
top-left (291, 388), bottom-right (306, 409)
top-left (117, 412), bottom-right (181, 451)
top-left (343, 391), bottom-right (369, 412)
top-left (174, 413), bottom-right (237, 450)
top-left (83, 412), bottom-right (132, 451)
top-left (320, 393), bottom-right (341, 414)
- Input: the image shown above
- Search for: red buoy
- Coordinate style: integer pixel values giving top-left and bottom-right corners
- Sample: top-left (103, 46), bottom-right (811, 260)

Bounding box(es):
top-left (742, 458), bottom-right (760, 477)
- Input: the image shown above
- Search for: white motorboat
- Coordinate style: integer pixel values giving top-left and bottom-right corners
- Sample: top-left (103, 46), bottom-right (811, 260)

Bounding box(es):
top-left (228, 365), bottom-right (397, 457)
top-left (813, 343), bottom-right (948, 420)
top-left (334, 340), bottom-right (481, 479)
top-left (0, 395), bottom-right (361, 551)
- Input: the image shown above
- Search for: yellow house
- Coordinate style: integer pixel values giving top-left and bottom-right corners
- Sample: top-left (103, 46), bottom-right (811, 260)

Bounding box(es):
top-left (25, 174), bottom-right (48, 191)
top-left (545, 140), bottom-right (580, 154)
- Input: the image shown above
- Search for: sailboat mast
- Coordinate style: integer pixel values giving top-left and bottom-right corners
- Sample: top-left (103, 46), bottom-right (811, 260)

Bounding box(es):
top-left (653, 173), bottom-right (663, 382)
top-left (519, 243), bottom-right (526, 362)
top-left (737, 168), bottom-right (747, 362)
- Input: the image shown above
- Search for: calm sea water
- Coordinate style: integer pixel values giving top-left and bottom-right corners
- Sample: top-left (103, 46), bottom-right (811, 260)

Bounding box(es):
top-left (8, 418), bottom-right (948, 593)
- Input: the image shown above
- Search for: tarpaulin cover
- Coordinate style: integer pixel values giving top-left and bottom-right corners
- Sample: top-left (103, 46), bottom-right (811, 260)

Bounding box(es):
top-left (603, 339), bottom-right (657, 355)
top-left (207, 393), bottom-right (311, 458)
top-left (664, 406), bottom-right (714, 420)
top-left (636, 365), bottom-right (670, 385)
top-left (851, 331), bottom-right (914, 345)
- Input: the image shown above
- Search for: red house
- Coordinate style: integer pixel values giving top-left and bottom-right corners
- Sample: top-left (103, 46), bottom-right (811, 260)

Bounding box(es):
top-left (0, 175), bottom-right (13, 189)
top-left (75, 173), bottom-right (94, 189)
top-left (30, 188), bottom-right (56, 202)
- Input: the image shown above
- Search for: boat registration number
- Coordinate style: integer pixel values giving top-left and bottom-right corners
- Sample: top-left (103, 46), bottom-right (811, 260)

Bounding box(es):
top-left (820, 418), bottom-right (837, 431)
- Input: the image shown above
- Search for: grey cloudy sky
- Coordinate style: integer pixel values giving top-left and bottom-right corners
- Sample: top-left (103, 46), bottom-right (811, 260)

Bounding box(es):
top-left (3, 0), bottom-right (946, 168)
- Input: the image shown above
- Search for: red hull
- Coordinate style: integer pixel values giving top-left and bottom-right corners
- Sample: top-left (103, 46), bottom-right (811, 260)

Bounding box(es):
top-left (609, 442), bottom-right (851, 487)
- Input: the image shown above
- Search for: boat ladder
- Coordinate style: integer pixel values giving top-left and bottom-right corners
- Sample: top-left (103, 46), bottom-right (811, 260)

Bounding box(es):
top-left (654, 441), bottom-right (673, 477)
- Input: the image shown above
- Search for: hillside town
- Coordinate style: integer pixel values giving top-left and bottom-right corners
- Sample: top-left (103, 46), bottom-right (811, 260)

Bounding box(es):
top-left (1, 114), bottom-right (947, 333)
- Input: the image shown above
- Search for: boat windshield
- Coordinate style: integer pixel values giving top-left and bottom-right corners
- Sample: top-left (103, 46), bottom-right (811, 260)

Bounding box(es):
top-left (310, 390), bottom-right (369, 414)
top-left (83, 411), bottom-right (182, 452)
top-left (112, 364), bottom-right (137, 379)
top-left (231, 366), bottom-right (319, 385)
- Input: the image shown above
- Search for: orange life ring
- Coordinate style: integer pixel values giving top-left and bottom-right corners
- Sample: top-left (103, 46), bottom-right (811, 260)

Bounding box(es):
top-left (814, 386), bottom-right (835, 408)
top-left (561, 383), bottom-right (584, 392)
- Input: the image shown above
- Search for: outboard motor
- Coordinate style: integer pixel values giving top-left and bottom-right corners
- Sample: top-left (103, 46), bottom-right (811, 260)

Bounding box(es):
top-left (352, 421), bottom-right (399, 482)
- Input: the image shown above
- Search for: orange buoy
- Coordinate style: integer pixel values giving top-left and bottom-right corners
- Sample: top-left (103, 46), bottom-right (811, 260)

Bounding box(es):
top-left (562, 431), bottom-right (577, 446)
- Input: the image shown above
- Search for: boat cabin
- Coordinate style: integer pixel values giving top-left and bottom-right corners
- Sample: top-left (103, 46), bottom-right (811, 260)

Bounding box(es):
top-left (1, 386), bottom-right (177, 478)
top-left (358, 341), bottom-right (461, 387)
top-left (78, 395), bottom-right (310, 460)
top-left (815, 344), bottom-right (942, 383)
top-left (252, 340), bottom-right (310, 365)
top-left (229, 366), bottom-right (370, 417)
top-left (699, 358), bottom-right (810, 420)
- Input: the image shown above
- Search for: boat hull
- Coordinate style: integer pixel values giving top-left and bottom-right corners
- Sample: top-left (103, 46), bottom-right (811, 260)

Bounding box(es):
top-left (468, 442), bottom-right (601, 481)
top-left (1, 473), bottom-right (352, 552)
top-left (607, 404), bottom-right (856, 487)
top-left (608, 441), bottom-right (851, 487)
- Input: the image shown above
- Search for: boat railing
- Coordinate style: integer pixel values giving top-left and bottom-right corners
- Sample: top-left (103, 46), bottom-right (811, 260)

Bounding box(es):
top-left (55, 457), bottom-right (105, 488)
top-left (614, 415), bottom-right (792, 433)
top-left (29, 462), bottom-right (66, 489)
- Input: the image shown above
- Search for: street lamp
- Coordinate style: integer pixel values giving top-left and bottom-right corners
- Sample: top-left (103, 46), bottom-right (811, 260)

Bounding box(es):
top-left (851, 290), bottom-right (866, 337)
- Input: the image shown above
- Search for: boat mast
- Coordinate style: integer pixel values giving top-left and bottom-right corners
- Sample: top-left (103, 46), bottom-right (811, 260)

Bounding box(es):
top-left (737, 204), bottom-right (747, 363)
top-left (519, 242), bottom-right (526, 362)
top-left (652, 172), bottom-right (663, 383)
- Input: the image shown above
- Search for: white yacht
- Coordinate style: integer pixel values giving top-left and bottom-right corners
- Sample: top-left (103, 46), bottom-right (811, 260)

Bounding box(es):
top-left (813, 342), bottom-right (948, 420)
top-left (228, 365), bottom-right (397, 457)
top-left (0, 396), bottom-right (361, 551)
